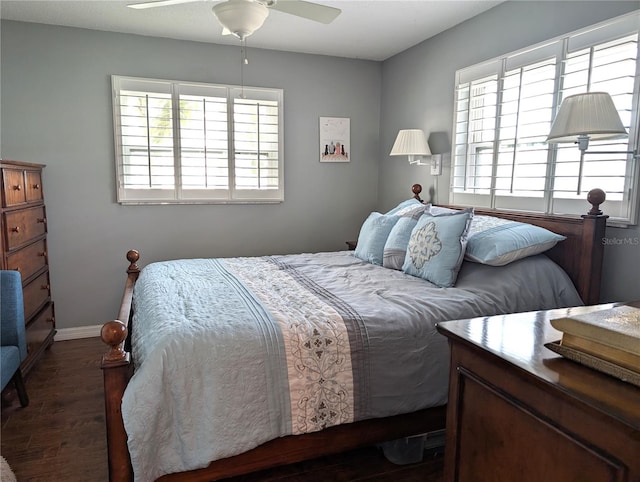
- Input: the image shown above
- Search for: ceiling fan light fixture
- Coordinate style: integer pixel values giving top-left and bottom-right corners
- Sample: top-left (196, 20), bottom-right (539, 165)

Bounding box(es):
top-left (212, 0), bottom-right (269, 40)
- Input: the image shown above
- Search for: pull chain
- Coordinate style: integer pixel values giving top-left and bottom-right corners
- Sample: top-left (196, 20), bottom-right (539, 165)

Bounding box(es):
top-left (240, 38), bottom-right (249, 99)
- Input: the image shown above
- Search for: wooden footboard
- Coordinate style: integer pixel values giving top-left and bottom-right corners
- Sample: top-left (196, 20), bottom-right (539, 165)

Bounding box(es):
top-left (100, 189), bottom-right (608, 481)
top-left (101, 250), bottom-right (139, 482)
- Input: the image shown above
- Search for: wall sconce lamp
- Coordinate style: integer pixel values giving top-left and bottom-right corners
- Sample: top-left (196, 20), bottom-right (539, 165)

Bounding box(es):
top-left (390, 129), bottom-right (431, 165)
top-left (546, 91), bottom-right (637, 194)
top-left (390, 129), bottom-right (442, 175)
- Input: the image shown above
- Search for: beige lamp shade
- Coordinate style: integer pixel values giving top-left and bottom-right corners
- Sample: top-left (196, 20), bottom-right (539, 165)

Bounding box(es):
top-left (390, 129), bottom-right (431, 156)
top-left (547, 92), bottom-right (628, 144)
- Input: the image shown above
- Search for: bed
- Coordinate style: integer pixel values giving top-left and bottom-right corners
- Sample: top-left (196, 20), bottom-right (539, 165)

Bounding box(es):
top-left (100, 184), bottom-right (608, 482)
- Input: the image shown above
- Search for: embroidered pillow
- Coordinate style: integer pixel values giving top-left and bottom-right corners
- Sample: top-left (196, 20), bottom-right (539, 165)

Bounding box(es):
top-left (383, 205), bottom-right (429, 270)
top-left (465, 215), bottom-right (566, 266)
top-left (402, 209), bottom-right (473, 287)
top-left (354, 212), bottom-right (400, 266)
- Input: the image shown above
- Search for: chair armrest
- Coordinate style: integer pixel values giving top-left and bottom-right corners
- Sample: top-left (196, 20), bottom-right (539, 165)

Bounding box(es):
top-left (1, 271), bottom-right (27, 361)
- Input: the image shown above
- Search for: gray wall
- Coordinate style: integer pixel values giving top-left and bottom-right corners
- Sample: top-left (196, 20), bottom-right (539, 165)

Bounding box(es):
top-left (379, 1), bottom-right (640, 303)
top-left (2, 1), bottom-right (639, 332)
top-left (1, 21), bottom-right (381, 329)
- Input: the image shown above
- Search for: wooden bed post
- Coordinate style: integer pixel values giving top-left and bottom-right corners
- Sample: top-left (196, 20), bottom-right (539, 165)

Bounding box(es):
top-left (101, 250), bottom-right (140, 482)
top-left (579, 188), bottom-right (608, 305)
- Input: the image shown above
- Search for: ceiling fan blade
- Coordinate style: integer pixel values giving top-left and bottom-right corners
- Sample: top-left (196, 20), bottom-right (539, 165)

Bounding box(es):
top-left (127, 0), bottom-right (199, 10)
top-left (269, 0), bottom-right (341, 24)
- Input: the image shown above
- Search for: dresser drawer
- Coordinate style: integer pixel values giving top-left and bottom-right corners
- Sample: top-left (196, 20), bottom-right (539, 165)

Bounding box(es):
top-left (25, 170), bottom-right (44, 203)
top-left (3, 205), bottom-right (47, 250)
top-left (23, 271), bottom-right (50, 321)
top-left (6, 239), bottom-right (48, 282)
top-left (2, 168), bottom-right (27, 207)
top-left (26, 303), bottom-right (55, 359)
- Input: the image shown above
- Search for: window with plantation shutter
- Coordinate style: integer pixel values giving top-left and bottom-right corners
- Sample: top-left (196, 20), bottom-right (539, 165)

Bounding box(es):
top-left (112, 76), bottom-right (283, 204)
top-left (451, 12), bottom-right (640, 224)
top-left (233, 95), bottom-right (280, 197)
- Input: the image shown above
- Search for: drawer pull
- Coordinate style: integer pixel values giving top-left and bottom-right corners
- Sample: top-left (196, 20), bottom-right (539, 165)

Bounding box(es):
top-left (13, 184), bottom-right (22, 191)
top-left (33, 184), bottom-right (40, 190)
top-left (46, 317), bottom-right (55, 323)
top-left (37, 218), bottom-right (47, 224)
top-left (38, 251), bottom-right (47, 257)
top-left (11, 226), bottom-right (20, 233)
top-left (41, 284), bottom-right (50, 290)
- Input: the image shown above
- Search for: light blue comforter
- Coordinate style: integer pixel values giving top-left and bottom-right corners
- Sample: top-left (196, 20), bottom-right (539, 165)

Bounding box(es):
top-left (122, 251), bottom-right (582, 480)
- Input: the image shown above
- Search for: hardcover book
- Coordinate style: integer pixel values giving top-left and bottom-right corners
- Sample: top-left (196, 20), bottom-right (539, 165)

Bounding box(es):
top-left (550, 302), bottom-right (640, 373)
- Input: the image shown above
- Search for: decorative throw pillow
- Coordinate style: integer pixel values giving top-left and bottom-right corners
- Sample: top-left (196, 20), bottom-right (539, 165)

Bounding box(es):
top-left (402, 209), bottom-right (473, 287)
top-left (354, 212), bottom-right (400, 266)
top-left (465, 215), bottom-right (566, 266)
top-left (386, 198), bottom-right (424, 215)
top-left (383, 205), bottom-right (429, 270)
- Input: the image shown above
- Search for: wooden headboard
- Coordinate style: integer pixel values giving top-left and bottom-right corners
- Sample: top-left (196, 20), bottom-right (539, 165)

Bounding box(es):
top-left (411, 184), bottom-right (607, 305)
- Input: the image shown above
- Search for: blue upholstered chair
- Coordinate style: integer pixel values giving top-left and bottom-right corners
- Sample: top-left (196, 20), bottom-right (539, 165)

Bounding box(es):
top-left (1, 270), bottom-right (29, 407)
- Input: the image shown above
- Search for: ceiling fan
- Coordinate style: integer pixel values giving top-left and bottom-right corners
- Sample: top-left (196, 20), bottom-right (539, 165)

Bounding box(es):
top-left (127, 0), bottom-right (342, 40)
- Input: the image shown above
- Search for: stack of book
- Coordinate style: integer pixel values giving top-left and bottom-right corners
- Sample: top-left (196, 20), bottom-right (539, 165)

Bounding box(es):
top-left (546, 302), bottom-right (640, 387)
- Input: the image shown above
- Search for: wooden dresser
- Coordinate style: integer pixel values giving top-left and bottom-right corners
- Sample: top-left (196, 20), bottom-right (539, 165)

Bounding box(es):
top-left (1, 160), bottom-right (56, 375)
top-left (437, 304), bottom-right (640, 482)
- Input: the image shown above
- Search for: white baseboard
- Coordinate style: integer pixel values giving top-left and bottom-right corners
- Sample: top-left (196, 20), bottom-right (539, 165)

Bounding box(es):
top-left (55, 324), bottom-right (103, 341)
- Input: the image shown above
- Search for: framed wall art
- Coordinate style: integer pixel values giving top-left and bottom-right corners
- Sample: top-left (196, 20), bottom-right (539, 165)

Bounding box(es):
top-left (319, 117), bottom-right (350, 163)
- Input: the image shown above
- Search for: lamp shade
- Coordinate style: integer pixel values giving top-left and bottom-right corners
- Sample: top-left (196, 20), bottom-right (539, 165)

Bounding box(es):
top-left (212, 0), bottom-right (269, 40)
top-left (390, 129), bottom-right (431, 156)
top-left (547, 92), bottom-right (627, 144)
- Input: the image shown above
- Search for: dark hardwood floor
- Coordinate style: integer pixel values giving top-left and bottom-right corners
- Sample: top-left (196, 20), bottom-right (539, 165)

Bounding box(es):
top-left (1, 337), bottom-right (108, 481)
top-left (1, 337), bottom-right (444, 481)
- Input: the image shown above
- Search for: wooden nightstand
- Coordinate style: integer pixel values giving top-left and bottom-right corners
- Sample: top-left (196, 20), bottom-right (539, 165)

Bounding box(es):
top-left (436, 304), bottom-right (640, 482)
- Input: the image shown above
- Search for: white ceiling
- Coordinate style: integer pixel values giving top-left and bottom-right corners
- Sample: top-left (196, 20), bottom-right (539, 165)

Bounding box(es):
top-left (0, 0), bottom-right (504, 61)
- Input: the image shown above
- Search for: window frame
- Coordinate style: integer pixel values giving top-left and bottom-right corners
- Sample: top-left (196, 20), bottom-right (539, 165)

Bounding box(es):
top-left (112, 75), bottom-right (284, 205)
top-left (450, 12), bottom-right (640, 225)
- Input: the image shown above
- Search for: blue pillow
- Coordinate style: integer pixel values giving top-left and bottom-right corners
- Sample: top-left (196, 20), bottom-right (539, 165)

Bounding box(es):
top-left (402, 209), bottom-right (473, 287)
top-left (465, 215), bottom-right (565, 266)
top-left (383, 205), bottom-right (428, 270)
top-left (354, 212), bottom-right (400, 266)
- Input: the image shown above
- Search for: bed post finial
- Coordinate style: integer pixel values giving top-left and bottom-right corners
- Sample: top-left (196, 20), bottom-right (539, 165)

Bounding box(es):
top-left (412, 183), bottom-right (423, 203)
top-left (587, 188), bottom-right (606, 216)
top-left (101, 320), bottom-right (129, 365)
top-left (126, 250), bottom-right (140, 274)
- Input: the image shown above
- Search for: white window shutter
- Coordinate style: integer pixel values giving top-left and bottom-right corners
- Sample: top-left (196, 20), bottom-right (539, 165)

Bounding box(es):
top-left (451, 12), bottom-right (639, 223)
top-left (112, 76), bottom-right (284, 204)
